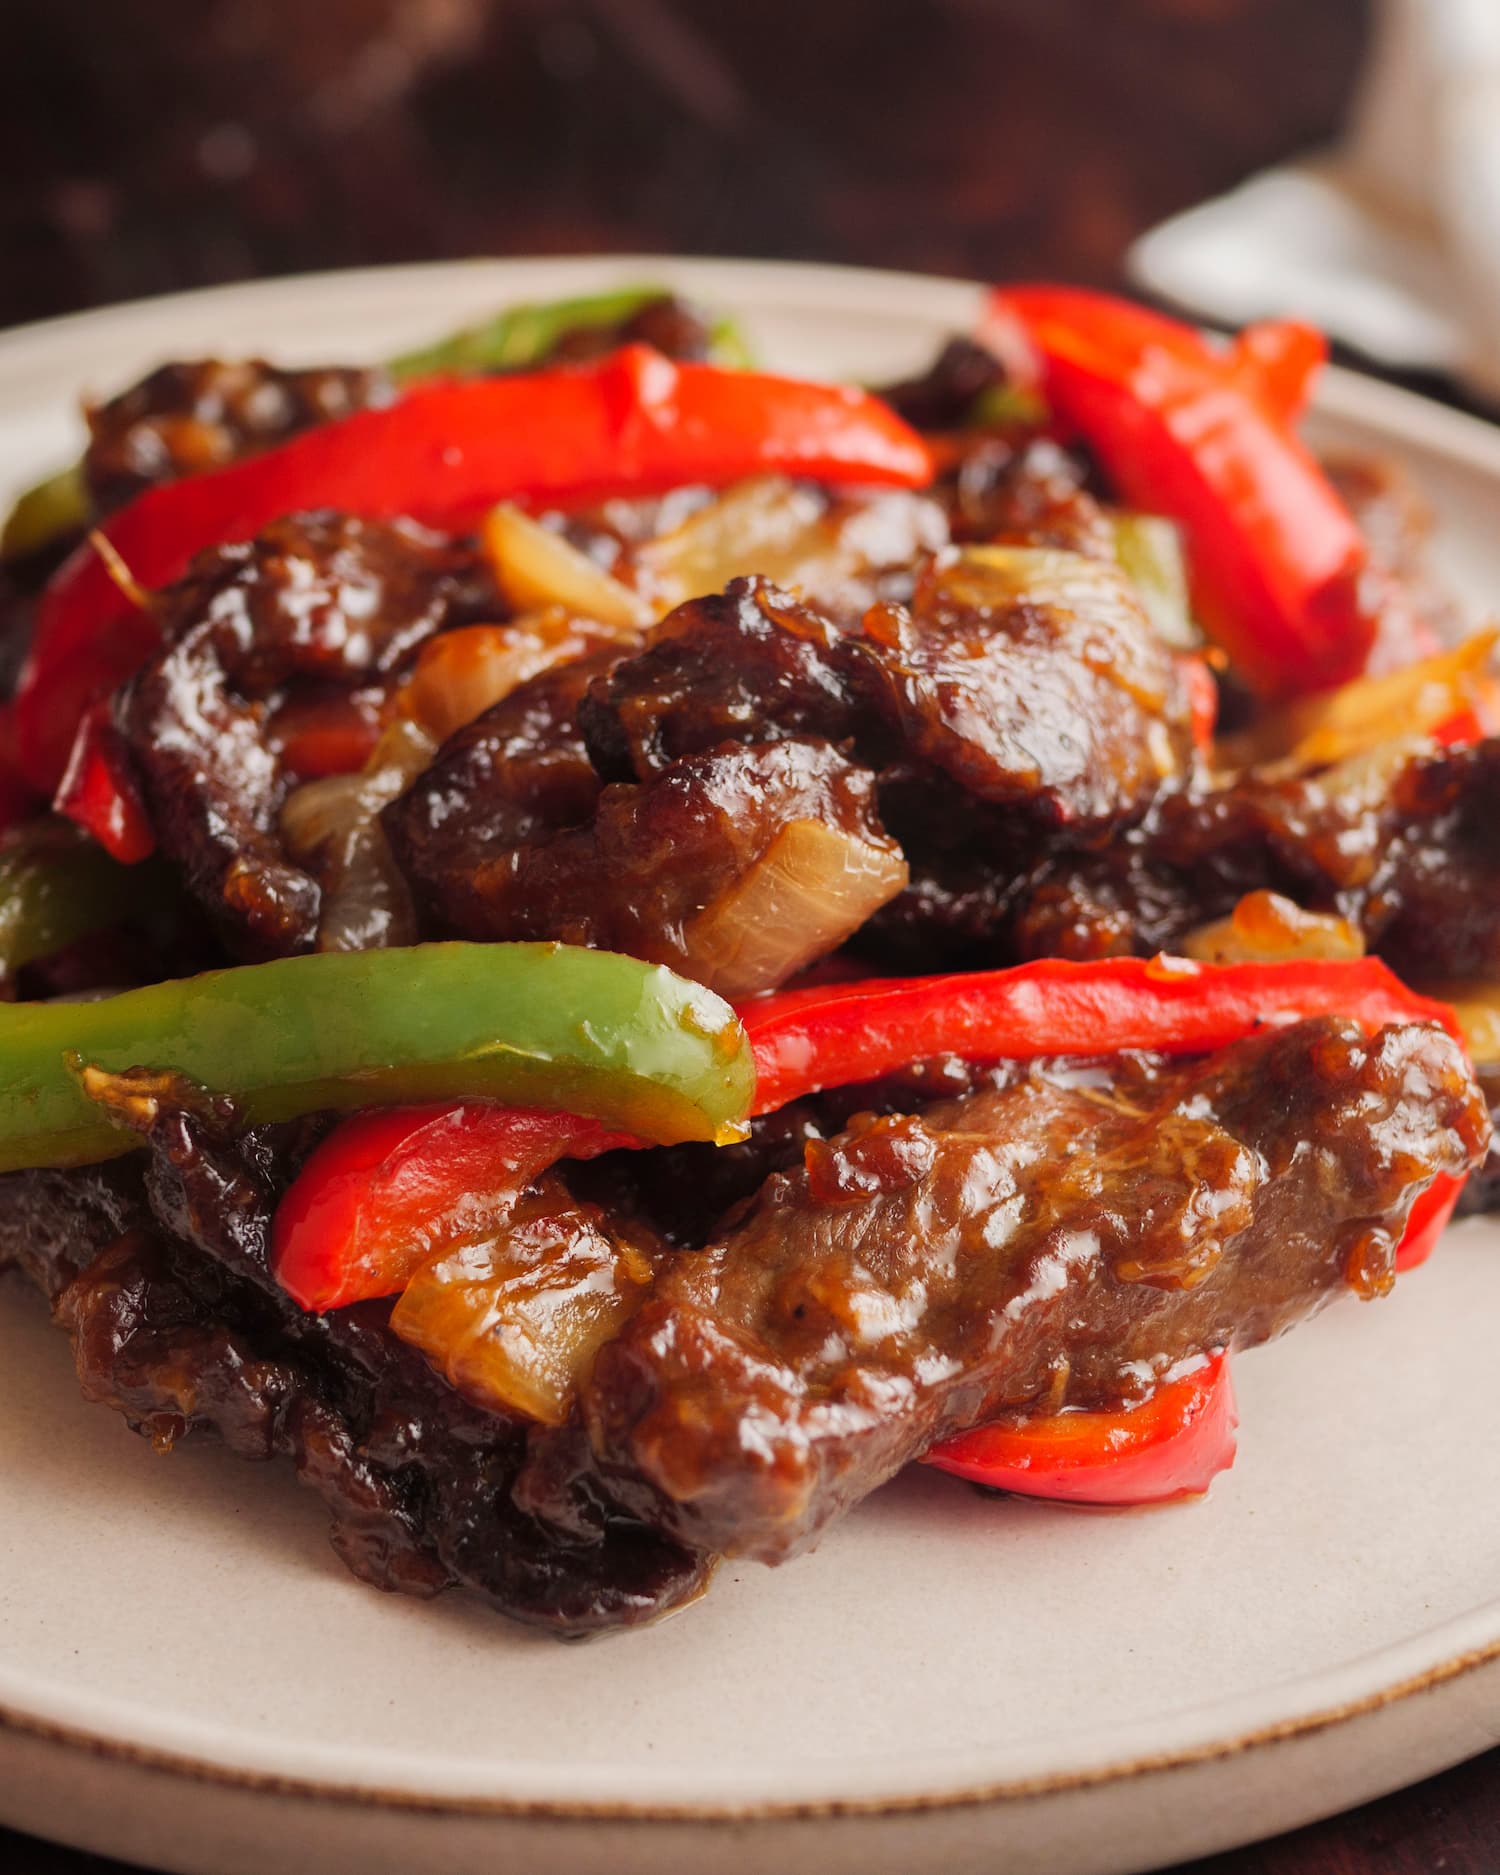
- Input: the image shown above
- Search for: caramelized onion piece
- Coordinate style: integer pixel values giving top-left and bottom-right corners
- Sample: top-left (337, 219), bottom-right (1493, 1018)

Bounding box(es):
top-left (1112, 512), bottom-right (1200, 650)
top-left (391, 1180), bottom-right (658, 1425)
top-left (1221, 628), bottom-right (1500, 770)
top-left (280, 718), bottom-right (435, 951)
top-left (678, 816), bottom-right (909, 1001)
top-left (483, 502), bottom-right (652, 629)
top-left (1416, 982), bottom-right (1500, 1066)
top-left (400, 611), bottom-right (635, 743)
top-left (1182, 890), bottom-right (1365, 966)
top-left (633, 474), bottom-right (947, 617)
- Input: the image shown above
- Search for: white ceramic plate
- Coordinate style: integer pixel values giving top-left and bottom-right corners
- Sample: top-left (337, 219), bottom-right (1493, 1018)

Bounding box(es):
top-left (3, 258), bottom-right (1500, 1875)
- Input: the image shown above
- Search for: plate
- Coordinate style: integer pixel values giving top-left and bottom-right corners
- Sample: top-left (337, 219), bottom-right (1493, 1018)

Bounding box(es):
top-left (3, 258), bottom-right (1500, 1875)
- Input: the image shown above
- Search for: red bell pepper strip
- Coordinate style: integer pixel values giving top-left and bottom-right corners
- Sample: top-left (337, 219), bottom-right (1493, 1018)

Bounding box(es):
top-left (0, 703), bottom-right (41, 836)
top-left (279, 957), bottom-right (1469, 1319)
top-left (739, 955), bottom-right (1465, 1117)
top-left (16, 345), bottom-right (932, 792)
top-left (273, 1101), bottom-right (639, 1312)
top-left (923, 1353), bottom-right (1237, 1506)
top-left (1177, 651), bottom-right (1219, 755)
top-left (53, 703), bottom-right (156, 864)
top-left (986, 287), bottom-right (1369, 699)
top-left (1226, 320), bottom-right (1328, 428)
top-left (270, 692), bottom-right (383, 781)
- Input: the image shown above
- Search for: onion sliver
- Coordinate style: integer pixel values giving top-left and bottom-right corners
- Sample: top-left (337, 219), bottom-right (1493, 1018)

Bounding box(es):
top-left (680, 817), bottom-right (909, 1000)
top-left (483, 502), bottom-right (651, 629)
top-left (1182, 890), bottom-right (1364, 966)
top-left (392, 1203), bottom-right (656, 1425)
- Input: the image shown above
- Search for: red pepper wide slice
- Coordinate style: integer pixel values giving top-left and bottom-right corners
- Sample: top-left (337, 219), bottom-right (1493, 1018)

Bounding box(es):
top-left (53, 702), bottom-right (156, 865)
top-left (1227, 319), bottom-right (1328, 429)
top-left (16, 345), bottom-right (932, 792)
top-left (924, 1354), bottom-right (1238, 1506)
top-left (986, 286), bottom-right (1370, 698)
top-left (273, 1102), bottom-right (639, 1313)
top-left (279, 957), bottom-right (1467, 1311)
top-left (273, 957), bottom-right (1466, 1502)
top-left (740, 955), bottom-right (1465, 1116)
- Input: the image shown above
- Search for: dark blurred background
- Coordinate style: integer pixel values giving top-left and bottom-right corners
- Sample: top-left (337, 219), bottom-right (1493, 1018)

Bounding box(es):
top-left (0, 0), bottom-right (1369, 329)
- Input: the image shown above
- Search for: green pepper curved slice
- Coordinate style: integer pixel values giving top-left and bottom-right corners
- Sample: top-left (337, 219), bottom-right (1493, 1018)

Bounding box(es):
top-left (0, 942), bottom-right (754, 1170)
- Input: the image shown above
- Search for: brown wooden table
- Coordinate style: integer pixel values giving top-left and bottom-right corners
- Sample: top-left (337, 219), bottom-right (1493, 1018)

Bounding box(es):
top-left (1, 2), bottom-right (1497, 1869)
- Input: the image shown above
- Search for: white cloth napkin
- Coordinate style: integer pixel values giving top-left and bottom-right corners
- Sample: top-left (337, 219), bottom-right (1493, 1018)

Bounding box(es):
top-left (1128, 0), bottom-right (1500, 400)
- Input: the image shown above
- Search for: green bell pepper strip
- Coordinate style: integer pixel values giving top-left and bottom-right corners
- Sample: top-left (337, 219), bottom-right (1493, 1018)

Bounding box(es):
top-left (2, 287), bottom-right (753, 569)
top-left (388, 284), bottom-right (753, 383)
top-left (0, 942), bottom-right (754, 1171)
top-left (0, 820), bottom-right (137, 984)
top-left (0, 463), bottom-right (90, 565)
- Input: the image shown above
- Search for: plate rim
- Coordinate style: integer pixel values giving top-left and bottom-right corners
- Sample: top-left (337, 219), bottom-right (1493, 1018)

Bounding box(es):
top-left (6, 251), bottom-right (1500, 484)
top-left (2, 1632), bottom-right (1500, 1823)
top-left (3, 252), bottom-right (1499, 1829)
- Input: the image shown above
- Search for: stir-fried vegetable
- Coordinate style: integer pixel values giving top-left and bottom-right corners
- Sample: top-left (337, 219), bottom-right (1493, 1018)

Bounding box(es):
top-left (273, 1101), bottom-right (640, 1311)
top-left (482, 503), bottom-right (651, 629)
top-left (392, 1210), bottom-right (659, 1425)
top-left (925, 1353), bottom-right (1237, 1505)
top-left (633, 474), bottom-right (946, 615)
top-left (18, 348), bottom-right (931, 792)
top-left (1181, 891), bottom-right (1365, 966)
top-left (740, 955), bottom-right (1465, 1115)
top-left (1220, 627), bottom-right (1500, 770)
top-left (53, 702), bottom-right (154, 864)
top-left (0, 942), bottom-right (754, 1170)
top-left (677, 817), bottom-right (909, 1000)
top-left (399, 611), bottom-right (629, 745)
top-left (0, 287), bottom-right (755, 571)
top-left (1112, 512), bottom-right (1198, 650)
top-left (1414, 981), bottom-right (1500, 1066)
top-left (387, 284), bottom-right (753, 383)
top-left (990, 288), bottom-right (1371, 697)
top-left (279, 718), bottom-right (435, 952)
top-left (0, 819), bottom-right (140, 986)
top-left (0, 463), bottom-right (89, 564)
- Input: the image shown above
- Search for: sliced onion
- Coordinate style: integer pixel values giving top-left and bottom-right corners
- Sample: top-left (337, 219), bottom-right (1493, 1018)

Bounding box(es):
top-left (634, 474), bottom-right (948, 615)
top-left (391, 1204), bottom-right (657, 1425)
top-left (1220, 627), bottom-right (1500, 771)
top-left (483, 502), bottom-right (651, 629)
top-left (1412, 982), bottom-right (1500, 1066)
top-left (281, 718), bottom-right (435, 952)
top-left (679, 818), bottom-right (909, 1001)
top-left (1112, 513), bottom-right (1200, 650)
top-left (399, 611), bottom-right (629, 744)
top-left (1181, 890), bottom-right (1365, 966)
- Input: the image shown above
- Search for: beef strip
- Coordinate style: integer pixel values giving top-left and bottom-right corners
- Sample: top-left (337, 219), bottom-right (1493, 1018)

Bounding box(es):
top-left (944, 435), bottom-right (1117, 559)
top-left (585, 562), bottom-right (1187, 824)
top-left (380, 647), bottom-right (615, 938)
top-left (1010, 738), bottom-right (1500, 982)
top-left (585, 1017), bottom-right (1487, 1562)
top-left (414, 736), bottom-right (900, 977)
top-left (879, 336), bottom-right (1010, 431)
top-left (578, 577), bottom-right (869, 784)
top-left (388, 566), bottom-right (1190, 987)
top-left (116, 511), bottom-right (499, 958)
top-left (1, 1014), bottom-right (1482, 1625)
top-left (84, 359), bottom-right (392, 515)
top-left (0, 1099), bottom-right (711, 1634)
